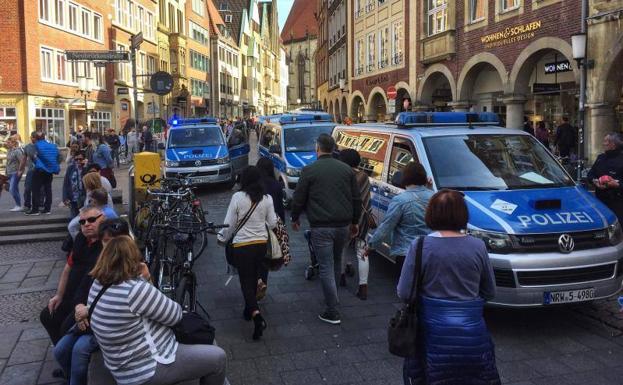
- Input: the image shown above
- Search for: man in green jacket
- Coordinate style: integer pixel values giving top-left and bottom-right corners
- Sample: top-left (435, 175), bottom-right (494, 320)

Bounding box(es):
top-left (291, 133), bottom-right (361, 325)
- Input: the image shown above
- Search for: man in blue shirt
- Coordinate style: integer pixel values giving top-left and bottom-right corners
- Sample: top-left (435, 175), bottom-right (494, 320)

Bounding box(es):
top-left (91, 133), bottom-right (116, 188)
top-left (26, 131), bottom-right (61, 216)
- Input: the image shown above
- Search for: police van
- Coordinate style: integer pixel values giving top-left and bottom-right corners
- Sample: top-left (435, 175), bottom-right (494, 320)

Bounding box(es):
top-left (163, 117), bottom-right (249, 184)
top-left (259, 112), bottom-right (335, 202)
top-left (333, 112), bottom-right (623, 307)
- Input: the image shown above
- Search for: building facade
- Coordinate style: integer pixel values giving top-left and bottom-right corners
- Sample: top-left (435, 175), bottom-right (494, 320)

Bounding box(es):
top-left (316, 0), bottom-right (329, 115)
top-left (326, 0), bottom-right (348, 122)
top-left (349, 0), bottom-right (408, 122)
top-left (1, 0), bottom-right (115, 146)
top-left (282, 0), bottom-right (318, 111)
top-left (259, 1), bottom-right (282, 114)
top-left (186, 0), bottom-right (212, 116)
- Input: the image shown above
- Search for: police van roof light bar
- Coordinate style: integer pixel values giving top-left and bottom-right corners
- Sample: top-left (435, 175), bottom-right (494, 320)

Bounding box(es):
top-left (171, 117), bottom-right (218, 126)
top-left (278, 112), bottom-right (333, 125)
top-left (394, 112), bottom-right (500, 127)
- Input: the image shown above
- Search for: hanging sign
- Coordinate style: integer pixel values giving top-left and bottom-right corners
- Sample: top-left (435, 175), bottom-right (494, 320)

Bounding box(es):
top-left (544, 60), bottom-right (572, 74)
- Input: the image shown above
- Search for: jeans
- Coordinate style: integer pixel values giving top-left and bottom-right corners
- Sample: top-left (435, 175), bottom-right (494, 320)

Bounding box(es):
top-left (53, 332), bottom-right (99, 385)
top-left (23, 170), bottom-right (33, 209)
top-left (341, 239), bottom-right (369, 285)
top-left (310, 226), bottom-right (349, 315)
top-left (232, 243), bottom-right (268, 314)
top-left (111, 148), bottom-right (120, 168)
top-left (143, 344), bottom-right (227, 385)
top-left (8, 173), bottom-right (21, 206)
top-left (31, 169), bottom-right (53, 212)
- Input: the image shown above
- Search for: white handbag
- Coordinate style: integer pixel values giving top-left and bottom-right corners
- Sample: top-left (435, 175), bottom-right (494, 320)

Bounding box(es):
top-left (265, 225), bottom-right (284, 271)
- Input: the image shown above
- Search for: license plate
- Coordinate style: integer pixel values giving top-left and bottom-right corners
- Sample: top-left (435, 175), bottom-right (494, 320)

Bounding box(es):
top-left (543, 288), bottom-right (595, 305)
top-left (193, 177), bottom-right (212, 184)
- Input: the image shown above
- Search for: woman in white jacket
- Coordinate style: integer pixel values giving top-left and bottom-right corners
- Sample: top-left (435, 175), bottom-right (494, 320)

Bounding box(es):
top-left (218, 166), bottom-right (278, 340)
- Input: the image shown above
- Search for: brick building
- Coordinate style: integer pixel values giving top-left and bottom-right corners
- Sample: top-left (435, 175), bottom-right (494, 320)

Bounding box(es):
top-left (414, 0), bottom-right (582, 133)
top-left (349, 0), bottom-right (409, 122)
top-left (186, 0), bottom-right (212, 116)
top-left (1, 0), bottom-right (115, 146)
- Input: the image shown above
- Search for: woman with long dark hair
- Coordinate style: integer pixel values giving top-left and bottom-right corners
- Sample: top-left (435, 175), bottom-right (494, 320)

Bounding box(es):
top-left (218, 166), bottom-right (278, 340)
top-left (256, 157), bottom-right (285, 221)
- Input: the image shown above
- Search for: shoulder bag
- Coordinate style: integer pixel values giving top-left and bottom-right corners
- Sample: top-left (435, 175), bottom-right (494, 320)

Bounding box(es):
top-left (388, 236), bottom-right (424, 357)
top-left (72, 284), bottom-right (111, 336)
top-left (174, 311), bottom-right (215, 345)
top-left (225, 201), bottom-right (259, 266)
top-left (264, 221), bottom-right (284, 271)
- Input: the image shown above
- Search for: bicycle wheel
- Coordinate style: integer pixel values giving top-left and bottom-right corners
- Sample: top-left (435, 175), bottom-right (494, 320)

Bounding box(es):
top-left (176, 274), bottom-right (196, 312)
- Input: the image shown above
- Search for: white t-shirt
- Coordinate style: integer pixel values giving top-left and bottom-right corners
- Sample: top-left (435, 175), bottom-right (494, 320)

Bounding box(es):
top-left (218, 192), bottom-right (278, 245)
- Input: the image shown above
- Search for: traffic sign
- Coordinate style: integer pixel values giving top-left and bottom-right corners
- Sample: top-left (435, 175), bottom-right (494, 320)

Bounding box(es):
top-left (66, 50), bottom-right (129, 61)
top-left (388, 99), bottom-right (396, 114)
top-left (150, 71), bottom-right (174, 96)
top-left (130, 32), bottom-right (143, 49)
top-left (387, 86), bottom-right (397, 100)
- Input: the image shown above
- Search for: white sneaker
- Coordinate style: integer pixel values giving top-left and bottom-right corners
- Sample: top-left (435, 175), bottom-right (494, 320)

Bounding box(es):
top-left (9, 206), bottom-right (22, 212)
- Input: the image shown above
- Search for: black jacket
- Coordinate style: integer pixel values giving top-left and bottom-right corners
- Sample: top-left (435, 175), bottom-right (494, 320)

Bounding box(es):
top-left (291, 154), bottom-right (362, 227)
top-left (262, 176), bottom-right (285, 222)
top-left (587, 149), bottom-right (623, 204)
top-left (65, 233), bottom-right (102, 307)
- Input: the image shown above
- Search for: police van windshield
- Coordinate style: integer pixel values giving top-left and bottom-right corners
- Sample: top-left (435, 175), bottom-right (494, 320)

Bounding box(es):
top-left (284, 125), bottom-right (334, 152)
top-left (168, 126), bottom-right (224, 148)
top-left (423, 134), bottom-right (574, 191)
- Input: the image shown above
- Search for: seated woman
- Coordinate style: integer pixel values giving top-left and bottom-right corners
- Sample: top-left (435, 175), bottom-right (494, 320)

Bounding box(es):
top-left (53, 218), bottom-right (131, 385)
top-left (399, 189), bottom-right (500, 385)
top-left (88, 236), bottom-right (227, 385)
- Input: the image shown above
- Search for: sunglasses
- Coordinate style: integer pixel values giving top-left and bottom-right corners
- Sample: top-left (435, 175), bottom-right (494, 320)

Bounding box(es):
top-left (79, 214), bottom-right (102, 225)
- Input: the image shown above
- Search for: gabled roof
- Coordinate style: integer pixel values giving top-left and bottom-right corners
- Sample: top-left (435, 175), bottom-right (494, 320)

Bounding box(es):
top-left (280, 0), bottom-right (318, 43)
top-left (206, 0), bottom-right (226, 36)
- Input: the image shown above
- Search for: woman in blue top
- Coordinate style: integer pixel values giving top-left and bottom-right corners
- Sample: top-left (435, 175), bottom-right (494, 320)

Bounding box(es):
top-left (398, 189), bottom-right (499, 385)
top-left (367, 162), bottom-right (433, 271)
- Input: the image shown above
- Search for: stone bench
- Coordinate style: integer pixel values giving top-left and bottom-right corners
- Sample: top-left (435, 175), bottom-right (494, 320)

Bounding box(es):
top-left (88, 351), bottom-right (198, 385)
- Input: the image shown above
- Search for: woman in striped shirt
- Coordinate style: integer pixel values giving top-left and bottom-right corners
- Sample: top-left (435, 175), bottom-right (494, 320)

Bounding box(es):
top-left (88, 236), bottom-right (227, 385)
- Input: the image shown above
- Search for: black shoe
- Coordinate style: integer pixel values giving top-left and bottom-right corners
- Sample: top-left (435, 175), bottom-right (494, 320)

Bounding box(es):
top-left (318, 311), bottom-right (341, 325)
top-left (339, 273), bottom-right (346, 287)
top-left (252, 313), bottom-right (267, 340)
top-left (345, 263), bottom-right (355, 277)
top-left (52, 368), bottom-right (66, 379)
top-left (41, 210), bottom-right (51, 215)
top-left (243, 308), bottom-right (252, 321)
top-left (24, 210), bottom-right (40, 216)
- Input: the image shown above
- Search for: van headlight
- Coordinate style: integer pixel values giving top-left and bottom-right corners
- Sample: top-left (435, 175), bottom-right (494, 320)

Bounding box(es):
top-left (217, 155), bottom-right (230, 164)
top-left (165, 160), bottom-right (179, 167)
top-left (467, 229), bottom-right (513, 253)
top-left (608, 221), bottom-right (623, 245)
top-left (286, 167), bottom-right (301, 177)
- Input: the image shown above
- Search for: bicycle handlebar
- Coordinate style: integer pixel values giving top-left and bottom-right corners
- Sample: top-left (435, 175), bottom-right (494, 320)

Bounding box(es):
top-left (154, 222), bottom-right (229, 234)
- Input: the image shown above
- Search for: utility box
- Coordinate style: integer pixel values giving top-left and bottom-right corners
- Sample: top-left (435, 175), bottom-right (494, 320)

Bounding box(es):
top-left (129, 152), bottom-right (161, 230)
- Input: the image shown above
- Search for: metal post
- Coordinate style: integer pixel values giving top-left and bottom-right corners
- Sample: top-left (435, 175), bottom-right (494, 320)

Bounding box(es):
top-left (577, 0), bottom-right (588, 181)
top-left (131, 45), bottom-right (140, 133)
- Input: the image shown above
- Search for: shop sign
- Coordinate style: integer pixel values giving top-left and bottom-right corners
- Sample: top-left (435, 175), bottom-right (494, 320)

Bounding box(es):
top-left (481, 20), bottom-right (542, 49)
top-left (66, 50), bottom-right (129, 62)
top-left (0, 98), bottom-right (18, 107)
top-left (365, 74), bottom-right (390, 87)
top-left (117, 87), bottom-right (129, 95)
top-left (544, 60), bottom-right (572, 74)
top-left (34, 97), bottom-right (64, 108)
top-left (533, 83), bottom-right (561, 94)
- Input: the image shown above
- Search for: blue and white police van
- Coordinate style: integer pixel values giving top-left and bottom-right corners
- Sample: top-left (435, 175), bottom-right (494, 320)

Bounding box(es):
top-left (259, 112), bottom-right (336, 201)
top-left (333, 111), bottom-right (623, 307)
top-left (164, 117), bottom-right (249, 184)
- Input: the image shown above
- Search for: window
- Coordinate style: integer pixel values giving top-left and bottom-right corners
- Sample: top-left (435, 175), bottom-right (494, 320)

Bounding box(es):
top-left (392, 21), bottom-right (404, 65)
top-left (190, 21), bottom-right (209, 45)
top-left (190, 50), bottom-right (209, 72)
top-left (388, 137), bottom-right (417, 183)
top-left (81, 8), bottom-right (90, 36)
top-left (40, 48), bottom-right (53, 80)
top-left (56, 51), bottom-right (67, 81)
top-left (90, 111), bottom-right (111, 134)
top-left (93, 13), bottom-right (102, 40)
top-left (39, 0), bottom-right (51, 22)
top-left (159, 0), bottom-right (166, 24)
top-left (192, 0), bottom-right (205, 16)
top-left (191, 78), bottom-right (209, 97)
top-left (147, 56), bottom-right (156, 77)
top-left (0, 107), bottom-right (18, 132)
top-left (116, 44), bottom-right (129, 82)
top-left (225, 14), bottom-right (232, 23)
top-left (355, 38), bottom-right (364, 75)
top-left (500, 0), bottom-right (520, 12)
top-left (469, 0), bottom-right (486, 22)
top-left (427, 0), bottom-right (448, 36)
top-left (68, 2), bottom-right (78, 31)
top-left (146, 11), bottom-right (155, 40)
top-left (55, 0), bottom-right (65, 26)
top-left (177, 9), bottom-right (184, 34)
top-left (378, 26), bottom-right (389, 68)
top-left (35, 108), bottom-right (66, 147)
top-left (137, 6), bottom-right (145, 34)
top-left (367, 33), bottom-right (375, 72)
top-left (94, 66), bottom-right (105, 89)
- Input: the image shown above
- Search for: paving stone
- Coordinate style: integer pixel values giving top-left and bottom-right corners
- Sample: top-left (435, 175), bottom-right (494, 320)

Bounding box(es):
top-left (0, 362), bottom-right (42, 385)
top-left (37, 360), bottom-right (62, 385)
top-left (230, 342), bottom-right (270, 361)
top-left (353, 360), bottom-right (395, 381)
top-left (291, 349), bottom-right (331, 370)
top-left (497, 362), bottom-right (541, 383)
top-left (563, 370), bottom-right (621, 385)
top-left (0, 265), bottom-right (11, 278)
top-left (19, 329), bottom-right (50, 342)
top-left (589, 347), bottom-right (623, 367)
top-left (358, 342), bottom-right (388, 361)
top-left (26, 262), bottom-right (55, 278)
top-left (0, 332), bottom-right (20, 359)
top-left (226, 359), bottom-right (257, 381)
top-left (280, 368), bottom-right (322, 385)
top-left (7, 339), bottom-right (50, 365)
top-left (20, 277), bottom-right (48, 289)
top-left (318, 363), bottom-right (364, 384)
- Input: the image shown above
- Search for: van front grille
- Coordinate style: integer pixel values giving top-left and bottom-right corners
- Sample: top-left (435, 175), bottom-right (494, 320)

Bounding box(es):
top-left (516, 264), bottom-right (616, 286)
top-left (493, 268), bottom-right (516, 288)
top-left (511, 230), bottom-right (609, 253)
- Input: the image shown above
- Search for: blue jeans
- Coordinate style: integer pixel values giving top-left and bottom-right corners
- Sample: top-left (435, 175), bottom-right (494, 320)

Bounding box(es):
top-left (310, 226), bottom-right (349, 315)
top-left (8, 173), bottom-right (21, 206)
top-left (53, 332), bottom-right (99, 385)
top-left (23, 170), bottom-right (33, 209)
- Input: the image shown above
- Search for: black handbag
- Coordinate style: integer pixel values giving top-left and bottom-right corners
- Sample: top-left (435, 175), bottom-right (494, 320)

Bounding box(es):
top-left (388, 236), bottom-right (424, 357)
top-left (72, 284), bottom-right (111, 336)
top-left (174, 311), bottom-right (215, 345)
top-left (225, 201), bottom-right (259, 266)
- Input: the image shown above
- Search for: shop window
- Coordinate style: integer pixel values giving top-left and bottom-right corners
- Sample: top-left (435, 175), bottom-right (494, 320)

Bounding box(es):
top-left (500, 0), bottom-right (520, 12)
top-left (0, 107), bottom-right (17, 132)
top-left (91, 111), bottom-right (111, 134)
top-left (427, 0), bottom-right (448, 36)
top-left (388, 137), bottom-right (418, 184)
top-left (35, 108), bottom-right (66, 147)
top-left (469, 0), bottom-right (486, 22)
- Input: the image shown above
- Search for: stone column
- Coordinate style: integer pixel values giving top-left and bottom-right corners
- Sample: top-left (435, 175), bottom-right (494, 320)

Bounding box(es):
top-left (448, 100), bottom-right (471, 112)
top-left (365, 114), bottom-right (377, 123)
top-left (502, 95), bottom-right (527, 129)
top-left (587, 103), bottom-right (618, 162)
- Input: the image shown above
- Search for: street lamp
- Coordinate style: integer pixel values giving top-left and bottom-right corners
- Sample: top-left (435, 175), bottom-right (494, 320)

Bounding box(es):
top-left (571, 32), bottom-right (590, 181)
top-left (77, 77), bottom-right (93, 131)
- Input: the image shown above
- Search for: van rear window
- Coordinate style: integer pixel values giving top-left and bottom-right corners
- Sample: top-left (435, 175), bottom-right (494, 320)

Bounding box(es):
top-left (423, 134), bottom-right (574, 191)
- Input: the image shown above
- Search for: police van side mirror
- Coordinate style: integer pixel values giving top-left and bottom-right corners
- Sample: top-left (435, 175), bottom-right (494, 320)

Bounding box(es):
top-left (157, 143), bottom-right (165, 150)
top-left (269, 144), bottom-right (281, 154)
